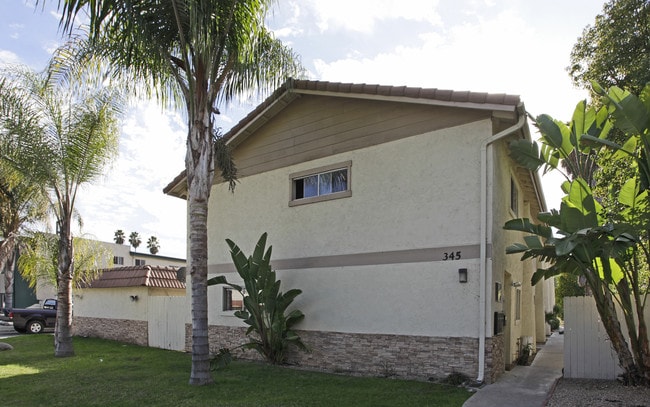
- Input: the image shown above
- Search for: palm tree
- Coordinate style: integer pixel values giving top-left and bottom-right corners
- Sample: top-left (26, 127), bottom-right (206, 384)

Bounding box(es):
top-left (114, 229), bottom-right (125, 245)
top-left (147, 236), bottom-right (160, 255)
top-left (54, 0), bottom-right (302, 384)
top-left (0, 66), bottom-right (122, 357)
top-left (0, 162), bottom-right (48, 310)
top-left (18, 232), bottom-right (110, 293)
top-left (0, 77), bottom-right (50, 311)
top-left (129, 231), bottom-right (141, 252)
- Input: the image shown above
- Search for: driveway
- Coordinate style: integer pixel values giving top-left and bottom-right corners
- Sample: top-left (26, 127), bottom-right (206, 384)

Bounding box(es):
top-left (0, 321), bottom-right (20, 339)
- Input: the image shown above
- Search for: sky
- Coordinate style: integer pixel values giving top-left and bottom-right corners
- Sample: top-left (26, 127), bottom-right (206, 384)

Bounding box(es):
top-left (0, 0), bottom-right (607, 258)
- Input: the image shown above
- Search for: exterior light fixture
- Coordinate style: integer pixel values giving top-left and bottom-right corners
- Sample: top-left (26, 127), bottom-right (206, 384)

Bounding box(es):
top-left (130, 295), bottom-right (139, 302)
top-left (458, 268), bottom-right (468, 283)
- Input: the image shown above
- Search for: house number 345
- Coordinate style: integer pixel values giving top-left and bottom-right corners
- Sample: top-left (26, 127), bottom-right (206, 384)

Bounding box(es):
top-left (442, 251), bottom-right (462, 260)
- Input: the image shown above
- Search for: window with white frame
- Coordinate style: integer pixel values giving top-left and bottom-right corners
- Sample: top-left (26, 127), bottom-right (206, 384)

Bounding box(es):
top-left (223, 288), bottom-right (244, 312)
top-left (290, 161), bottom-right (352, 206)
top-left (135, 259), bottom-right (146, 266)
top-left (113, 256), bottom-right (124, 265)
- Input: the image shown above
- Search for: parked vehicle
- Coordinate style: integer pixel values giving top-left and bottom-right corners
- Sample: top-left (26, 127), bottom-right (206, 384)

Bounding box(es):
top-left (9, 299), bottom-right (57, 334)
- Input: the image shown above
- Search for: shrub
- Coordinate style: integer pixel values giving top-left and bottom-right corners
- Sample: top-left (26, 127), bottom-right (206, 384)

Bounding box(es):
top-left (208, 233), bottom-right (308, 365)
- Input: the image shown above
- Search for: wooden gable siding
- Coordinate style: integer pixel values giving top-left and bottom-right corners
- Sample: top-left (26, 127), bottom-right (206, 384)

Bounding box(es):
top-left (230, 94), bottom-right (491, 179)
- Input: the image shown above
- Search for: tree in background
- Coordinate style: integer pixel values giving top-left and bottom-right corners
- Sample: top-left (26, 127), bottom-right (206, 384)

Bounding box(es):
top-left (506, 85), bottom-right (650, 385)
top-left (53, 0), bottom-right (302, 384)
top-left (0, 65), bottom-right (122, 357)
top-left (0, 161), bottom-right (48, 311)
top-left (18, 233), bottom-right (110, 291)
top-left (129, 232), bottom-right (141, 252)
top-left (114, 229), bottom-right (125, 245)
top-left (147, 236), bottom-right (160, 255)
top-left (569, 0), bottom-right (650, 98)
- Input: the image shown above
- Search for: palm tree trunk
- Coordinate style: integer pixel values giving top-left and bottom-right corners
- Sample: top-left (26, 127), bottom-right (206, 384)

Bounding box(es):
top-left (55, 214), bottom-right (74, 357)
top-left (1, 239), bottom-right (17, 310)
top-left (187, 105), bottom-right (215, 386)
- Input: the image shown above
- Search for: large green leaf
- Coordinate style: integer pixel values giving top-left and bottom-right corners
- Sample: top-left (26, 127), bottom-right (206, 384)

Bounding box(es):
top-left (619, 178), bottom-right (639, 207)
top-left (560, 178), bottom-right (600, 231)
top-left (536, 114), bottom-right (572, 157)
top-left (537, 210), bottom-right (561, 228)
top-left (523, 235), bottom-right (543, 249)
top-left (503, 218), bottom-right (552, 238)
top-left (506, 243), bottom-right (529, 254)
top-left (606, 87), bottom-right (650, 136)
top-left (508, 139), bottom-right (547, 171)
top-left (595, 256), bottom-right (624, 284)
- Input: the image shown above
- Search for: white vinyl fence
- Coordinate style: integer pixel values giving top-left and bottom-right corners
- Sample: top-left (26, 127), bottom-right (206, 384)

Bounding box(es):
top-left (564, 296), bottom-right (650, 380)
top-left (563, 296), bottom-right (621, 379)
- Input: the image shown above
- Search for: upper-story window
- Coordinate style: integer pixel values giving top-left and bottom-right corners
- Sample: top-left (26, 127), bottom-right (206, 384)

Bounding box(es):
top-left (135, 259), bottom-right (146, 266)
top-left (113, 256), bottom-right (124, 265)
top-left (510, 177), bottom-right (519, 216)
top-left (290, 161), bottom-right (352, 206)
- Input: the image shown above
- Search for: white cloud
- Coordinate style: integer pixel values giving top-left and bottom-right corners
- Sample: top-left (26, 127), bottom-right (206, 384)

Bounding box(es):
top-left (75, 101), bottom-right (188, 258)
top-left (0, 50), bottom-right (21, 66)
top-left (296, 0), bottom-right (442, 33)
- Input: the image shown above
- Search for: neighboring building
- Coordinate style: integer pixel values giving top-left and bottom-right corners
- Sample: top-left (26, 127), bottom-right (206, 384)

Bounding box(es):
top-left (107, 241), bottom-right (185, 269)
top-left (5, 237), bottom-right (185, 305)
top-left (164, 79), bottom-right (553, 383)
top-left (74, 265), bottom-right (186, 350)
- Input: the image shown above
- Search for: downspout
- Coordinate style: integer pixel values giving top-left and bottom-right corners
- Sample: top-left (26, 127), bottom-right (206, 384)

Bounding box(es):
top-left (477, 103), bottom-right (526, 383)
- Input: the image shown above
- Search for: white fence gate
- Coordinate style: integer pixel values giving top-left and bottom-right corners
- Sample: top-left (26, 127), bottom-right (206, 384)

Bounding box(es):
top-left (148, 296), bottom-right (188, 351)
top-left (563, 296), bottom-right (621, 379)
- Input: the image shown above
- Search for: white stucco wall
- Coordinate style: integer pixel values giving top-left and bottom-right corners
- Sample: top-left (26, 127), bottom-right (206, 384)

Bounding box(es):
top-left (74, 287), bottom-right (148, 320)
top-left (209, 120), bottom-right (490, 262)
top-left (206, 120), bottom-right (493, 339)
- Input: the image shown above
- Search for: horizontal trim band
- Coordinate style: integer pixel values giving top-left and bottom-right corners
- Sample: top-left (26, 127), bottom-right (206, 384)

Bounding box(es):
top-left (209, 244), bottom-right (490, 274)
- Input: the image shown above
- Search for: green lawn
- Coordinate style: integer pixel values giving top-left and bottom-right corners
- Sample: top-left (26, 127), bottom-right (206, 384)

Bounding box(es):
top-left (0, 335), bottom-right (472, 406)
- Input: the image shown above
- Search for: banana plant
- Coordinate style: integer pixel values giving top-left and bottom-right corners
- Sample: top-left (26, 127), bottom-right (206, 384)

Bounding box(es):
top-left (208, 233), bottom-right (307, 365)
top-left (505, 87), bottom-right (650, 385)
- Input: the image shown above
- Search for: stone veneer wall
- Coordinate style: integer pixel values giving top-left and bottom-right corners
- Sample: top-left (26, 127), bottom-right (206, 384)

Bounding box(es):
top-left (75, 316), bottom-right (148, 347)
top-left (192, 324), bottom-right (496, 382)
top-left (487, 334), bottom-right (505, 383)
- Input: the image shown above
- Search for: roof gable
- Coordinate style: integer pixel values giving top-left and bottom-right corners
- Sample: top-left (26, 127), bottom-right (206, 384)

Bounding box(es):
top-left (164, 79), bottom-right (522, 198)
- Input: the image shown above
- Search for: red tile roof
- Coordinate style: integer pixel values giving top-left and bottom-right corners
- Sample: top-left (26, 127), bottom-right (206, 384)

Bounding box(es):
top-left (81, 266), bottom-right (186, 289)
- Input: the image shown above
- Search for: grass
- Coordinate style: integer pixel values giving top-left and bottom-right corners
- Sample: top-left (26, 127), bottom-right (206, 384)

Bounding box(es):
top-left (0, 335), bottom-right (472, 406)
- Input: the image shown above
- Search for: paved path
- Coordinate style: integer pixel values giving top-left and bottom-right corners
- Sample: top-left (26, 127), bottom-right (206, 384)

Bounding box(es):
top-left (463, 333), bottom-right (564, 407)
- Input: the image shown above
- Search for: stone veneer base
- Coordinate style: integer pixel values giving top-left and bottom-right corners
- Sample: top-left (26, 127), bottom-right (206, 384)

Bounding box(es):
top-left (74, 316), bottom-right (148, 347)
top-left (185, 324), bottom-right (504, 383)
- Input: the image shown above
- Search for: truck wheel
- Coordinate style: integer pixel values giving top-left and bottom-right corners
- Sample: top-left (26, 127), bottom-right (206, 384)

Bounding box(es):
top-left (27, 320), bottom-right (44, 334)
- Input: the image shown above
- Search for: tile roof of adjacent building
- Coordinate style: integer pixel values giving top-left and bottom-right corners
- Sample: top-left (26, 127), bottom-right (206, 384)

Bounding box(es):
top-left (81, 266), bottom-right (186, 289)
top-left (163, 79), bottom-right (523, 197)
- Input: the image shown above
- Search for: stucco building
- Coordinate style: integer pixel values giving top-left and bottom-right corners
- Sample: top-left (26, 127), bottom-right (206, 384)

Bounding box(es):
top-left (164, 79), bottom-right (554, 383)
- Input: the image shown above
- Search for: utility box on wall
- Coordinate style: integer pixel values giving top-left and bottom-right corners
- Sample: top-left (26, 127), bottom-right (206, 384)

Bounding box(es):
top-left (494, 312), bottom-right (506, 335)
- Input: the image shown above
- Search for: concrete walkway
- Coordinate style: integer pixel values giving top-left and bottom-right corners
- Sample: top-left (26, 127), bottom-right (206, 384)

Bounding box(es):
top-left (463, 333), bottom-right (564, 407)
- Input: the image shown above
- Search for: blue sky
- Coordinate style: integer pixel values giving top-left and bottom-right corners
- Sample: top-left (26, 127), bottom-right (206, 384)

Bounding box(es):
top-left (1, 0), bottom-right (606, 258)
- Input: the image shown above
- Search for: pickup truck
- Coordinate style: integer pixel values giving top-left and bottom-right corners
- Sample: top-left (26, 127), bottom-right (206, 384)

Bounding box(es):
top-left (9, 299), bottom-right (57, 334)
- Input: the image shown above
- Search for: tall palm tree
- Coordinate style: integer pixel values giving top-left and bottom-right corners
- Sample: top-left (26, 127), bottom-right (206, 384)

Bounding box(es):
top-left (129, 231), bottom-right (141, 252)
top-left (0, 66), bottom-right (122, 357)
top-left (114, 229), bottom-right (126, 244)
top-left (0, 77), bottom-right (50, 310)
top-left (53, 0), bottom-right (302, 384)
top-left (147, 235), bottom-right (160, 255)
top-left (0, 162), bottom-right (48, 310)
